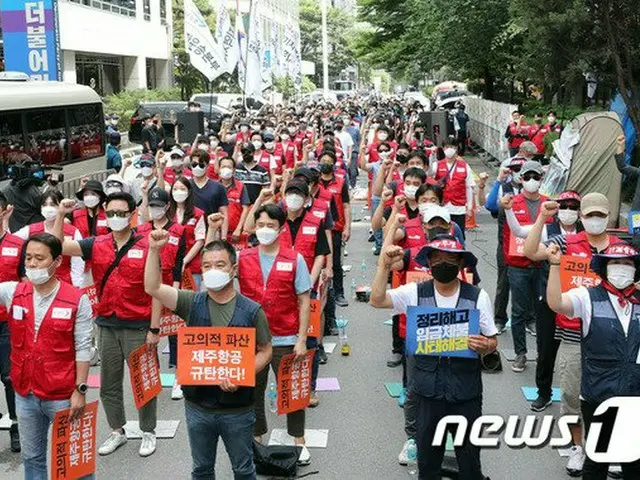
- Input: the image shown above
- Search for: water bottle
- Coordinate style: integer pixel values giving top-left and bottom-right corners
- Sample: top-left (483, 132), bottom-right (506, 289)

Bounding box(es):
top-left (406, 439), bottom-right (417, 475)
top-left (360, 258), bottom-right (367, 280)
top-left (336, 316), bottom-right (350, 356)
top-left (268, 382), bottom-right (277, 413)
top-left (350, 278), bottom-right (357, 299)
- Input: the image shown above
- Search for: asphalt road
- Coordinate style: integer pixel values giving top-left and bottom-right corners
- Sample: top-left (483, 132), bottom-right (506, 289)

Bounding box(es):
top-left (0, 153), bottom-right (572, 480)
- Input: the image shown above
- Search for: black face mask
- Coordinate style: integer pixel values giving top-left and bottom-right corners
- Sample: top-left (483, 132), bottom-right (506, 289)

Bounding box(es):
top-left (427, 227), bottom-right (449, 242)
top-left (397, 154), bottom-right (409, 164)
top-left (431, 262), bottom-right (460, 283)
top-left (242, 155), bottom-right (253, 163)
top-left (319, 163), bottom-right (334, 174)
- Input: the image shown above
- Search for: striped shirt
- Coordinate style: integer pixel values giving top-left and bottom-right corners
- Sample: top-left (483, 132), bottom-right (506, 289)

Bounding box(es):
top-left (234, 163), bottom-right (270, 204)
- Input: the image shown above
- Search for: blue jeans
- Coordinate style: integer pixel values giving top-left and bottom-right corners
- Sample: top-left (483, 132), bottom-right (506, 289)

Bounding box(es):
top-left (184, 402), bottom-right (256, 480)
top-left (371, 197), bottom-right (383, 249)
top-left (507, 266), bottom-right (540, 356)
top-left (16, 393), bottom-right (95, 480)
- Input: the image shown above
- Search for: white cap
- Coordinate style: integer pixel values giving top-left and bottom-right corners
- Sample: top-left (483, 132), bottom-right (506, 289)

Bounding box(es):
top-left (169, 147), bottom-right (185, 158)
top-left (420, 204), bottom-right (451, 224)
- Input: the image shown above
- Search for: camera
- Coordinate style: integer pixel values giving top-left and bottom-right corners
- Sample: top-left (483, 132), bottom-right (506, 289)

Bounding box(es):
top-left (8, 160), bottom-right (63, 185)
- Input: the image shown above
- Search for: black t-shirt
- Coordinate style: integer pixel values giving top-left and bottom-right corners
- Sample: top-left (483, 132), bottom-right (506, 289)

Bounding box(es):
top-left (287, 211), bottom-right (331, 257)
top-left (383, 204), bottom-right (420, 221)
top-left (189, 178), bottom-right (229, 216)
top-left (141, 126), bottom-right (157, 151)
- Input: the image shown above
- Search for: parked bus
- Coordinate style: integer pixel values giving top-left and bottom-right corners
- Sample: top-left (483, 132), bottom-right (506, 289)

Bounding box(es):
top-left (0, 79), bottom-right (105, 183)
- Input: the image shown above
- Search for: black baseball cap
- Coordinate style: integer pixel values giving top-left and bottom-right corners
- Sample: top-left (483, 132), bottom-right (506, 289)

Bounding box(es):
top-left (285, 179), bottom-right (310, 197)
top-left (148, 187), bottom-right (170, 207)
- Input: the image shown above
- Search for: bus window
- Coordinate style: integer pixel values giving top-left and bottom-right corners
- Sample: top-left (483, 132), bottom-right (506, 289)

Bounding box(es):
top-left (0, 112), bottom-right (25, 178)
top-left (25, 109), bottom-right (67, 166)
top-left (68, 104), bottom-right (103, 161)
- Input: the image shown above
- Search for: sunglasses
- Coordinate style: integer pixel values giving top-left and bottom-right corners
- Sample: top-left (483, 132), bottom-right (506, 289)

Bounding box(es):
top-left (522, 173), bottom-right (542, 181)
top-left (105, 210), bottom-right (130, 218)
top-left (379, 150), bottom-right (390, 154)
top-left (509, 166), bottom-right (522, 173)
top-left (191, 162), bottom-right (206, 169)
top-left (559, 203), bottom-right (580, 211)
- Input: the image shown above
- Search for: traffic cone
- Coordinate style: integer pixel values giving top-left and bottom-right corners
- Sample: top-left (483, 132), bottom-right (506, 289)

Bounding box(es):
top-left (466, 198), bottom-right (479, 230)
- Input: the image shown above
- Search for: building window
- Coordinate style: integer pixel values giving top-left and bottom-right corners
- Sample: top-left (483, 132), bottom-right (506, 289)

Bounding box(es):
top-left (160, 0), bottom-right (167, 25)
top-left (143, 0), bottom-right (151, 21)
top-left (66, 0), bottom-right (136, 18)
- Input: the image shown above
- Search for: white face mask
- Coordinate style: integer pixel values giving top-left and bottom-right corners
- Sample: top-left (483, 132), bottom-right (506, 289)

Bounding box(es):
top-left (193, 165), bottom-right (207, 177)
top-left (171, 159), bottom-right (183, 169)
top-left (288, 127), bottom-right (296, 134)
top-left (240, 126), bottom-right (249, 133)
top-left (265, 142), bottom-right (275, 150)
top-left (25, 265), bottom-right (53, 285)
top-left (404, 185), bottom-right (419, 200)
top-left (107, 216), bottom-right (130, 232)
top-left (281, 133), bottom-right (290, 141)
top-left (252, 141), bottom-right (263, 150)
top-left (84, 195), bottom-right (100, 209)
top-left (558, 209), bottom-right (578, 226)
top-left (444, 148), bottom-right (457, 159)
top-left (548, 116), bottom-right (556, 123)
top-left (203, 268), bottom-right (232, 291)
top-left (172, 190), bottom-right (189, 203)
top-left (256, 227), bottom-right (279, 246)
top-left (198, 143), bottom-right (208, 150)
top-left (377, 133), bottom-right (388, 141)
top-left (582, 216), bottom-right (608, 235)
top-left (286, 194), bottom-right (305, 211)
top-left (105, 186), bottom-right (122, 196)
top-left (141, 166), bottom-right (153, 178)
top-left (220, 167), bottom-right (234, 180)
top-left (150, 206), bottom-right (166, 220)
top-left (41, 206), bottom-right (58, 221)
top-left (606, 264), bottom-right (636, 290)
top-left (522, 179), bottom-right (541, 193)
top-left (210, 140), bottom-right (218, 147)
top-left (379, 151), bottom-right (390, 160)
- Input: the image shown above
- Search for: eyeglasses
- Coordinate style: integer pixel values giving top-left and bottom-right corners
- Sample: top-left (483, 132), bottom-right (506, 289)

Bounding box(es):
top-left (379, 150), bottom-right (390, 154)
top-left (105, 210), bottom-right (130, 218)
top-left (559, 203), bottom-right (580, 211)
top-left (509, 166), bottom-right (522, 173)
top-left (170, 155), bottom-right (182, 160)
top-left (522, 173), bottom-right (542, 181)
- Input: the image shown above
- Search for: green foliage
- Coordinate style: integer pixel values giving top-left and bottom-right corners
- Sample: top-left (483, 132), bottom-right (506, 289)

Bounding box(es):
top-left (302, 76), bottom-right (317, 94)
top-left (104, 88), bottom-right (182, 130)
top-left (273, 76), bottom-right (297, 99)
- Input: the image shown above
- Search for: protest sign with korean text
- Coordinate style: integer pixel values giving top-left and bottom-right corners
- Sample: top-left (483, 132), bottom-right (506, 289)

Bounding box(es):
top-left (406, 306), bottom-right (480, 359)
top-left (128, 344), bottom-right (162, 409)
top-left (182, 269), bottom-right (196, 291)
top-left (508, 235), bottom-right (526, 257)
top-left (307, 299), bottom-right (321, 337)
top-left (560, 255), bottom-right (601, 291)
top-left (51, 400), bottom-right (98, 480)
top-left (406, 271), bottom-right (433, 284)
top-left (159, 307), bottom-right (186, 337)
top-left (177, 327), bottom-right (256, 387)
top-left (277, 349), bottom-right (314, 415)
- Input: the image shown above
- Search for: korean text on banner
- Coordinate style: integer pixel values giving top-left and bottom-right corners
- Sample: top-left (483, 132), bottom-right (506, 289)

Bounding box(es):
top-left (184, 0), bottom-right (225, 82)
top-left (559, 255), bottom-right (601, 291)
top-left (406, 307), bottom-right (480, 359)
top-left (0, 0), bottom-right (62, 81)
top-left (128, 344), bottom-right (162, 409)
top-left (82, 284), bottom-right (99, 309)
top-left (159, 308), bottom-right (186, 337)
top-left (277, 349), bottom-right (314, 415)
top-left (182, 269), bottom-right (196, 291)
top-left (307, 299), bottom-right (321, 337)
top-left (177, 327), bottom-right (256, 387)
top-left (508, 235), bottom-right (526, 257)
top-left (406, 271), bottom-right (433, 284)
top-left (51, 400), bottom-right (99, 480)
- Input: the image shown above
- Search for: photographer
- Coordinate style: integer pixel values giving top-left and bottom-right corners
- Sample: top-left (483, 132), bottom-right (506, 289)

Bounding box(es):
top-left (1, 156), bottom-right (44, 232)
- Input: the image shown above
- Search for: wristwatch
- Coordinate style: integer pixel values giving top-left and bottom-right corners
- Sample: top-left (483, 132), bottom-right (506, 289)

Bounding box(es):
top-left (149, 327), bottom-right (160, 335)
top-left (76, 383), bottom-right (88, 395)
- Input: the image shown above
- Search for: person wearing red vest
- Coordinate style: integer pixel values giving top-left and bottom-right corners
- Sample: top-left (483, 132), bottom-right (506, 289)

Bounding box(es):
top-left (207, 205), bottom-right (313, 465)
top-left (0, 233), bottom-right (92, 476)
top-left (218, 157), bottom-right (250, 250)
top-left (73, 180), bottom-right (109, 238)
top-left (163, 147), bottom-right (193, 187)
top-left (236, 122), bottom-right (252, 145)
top-left (0, 193), bottom-right (24, 452)
top-left (14, 190), bottom-right (86, 288)
top-left (278, 131), bottom-right (299, 169)
top-left (55, 192), bottom-right (161, 459)
top-left (431, 137), bottom-right (474, 239)
top-left (505, 111), bottom-right (530, 157)
top-left (318, 150), bottom-right (351, 307)
top-left (263, 133), bottom-right (284, 176)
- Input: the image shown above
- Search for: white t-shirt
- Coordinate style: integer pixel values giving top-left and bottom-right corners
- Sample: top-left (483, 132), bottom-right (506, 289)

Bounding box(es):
top-left (336, 131), bottom-right (354, 156)
top-left (429, 160), bottom-right (475, 215)
top-left (566, 286), bottom-right (633, 337)
top-left (388, 281), bottom-right (498, 336)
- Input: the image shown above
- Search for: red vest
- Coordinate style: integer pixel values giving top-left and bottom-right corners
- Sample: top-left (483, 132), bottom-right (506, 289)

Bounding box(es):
top-left (255, 151), bottom-right (273, 172)
top-left (279, 141), bottom-right (297, 169)
top-left (400, 215), bottom-right (427, 249)
top-left (164, 167), bottom-right (193, 186)
top-left (225, 179), bottom-right (246, 233)
top-left (138, 221), bottom-right (185, 285)
top-left (180, 207), bottom-right (204, 274)
top-left (267, 150), bottom-right (284, 175)
top-left (556, 232), bottom-right (620, 331)
top-left (72, 208), bottom-right (108, 238)
top-left (238, 247), bottom-right (299, 336)
top-left (91, 233), bottom-right (151, 320)
top-left (279, 210), bottom-right (323, 272)
top-left (503, 194), bottom-right (552, 268)
top-left (9, 281), bottom-right (82, 400)
top-left (435, 159), bottom-right (468, 207)
top-left (319, 175), bottom-right (346, 232)
top-left (0, 234), bottom-right (24, 322)
top-left (206, 152), bottom-right (227, 181)
top-left (28, 222), bottom-right (80, 285)
top-left (508, 122), bottom-right (529, 149)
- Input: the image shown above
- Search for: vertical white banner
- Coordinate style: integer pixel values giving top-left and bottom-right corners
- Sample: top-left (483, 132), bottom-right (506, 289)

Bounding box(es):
top-left (184, 0), bottom-right (225, 82)
top-left (244, 0), bottom-right (263, 97)
top-left (215, 0), bottom-right (238, 74)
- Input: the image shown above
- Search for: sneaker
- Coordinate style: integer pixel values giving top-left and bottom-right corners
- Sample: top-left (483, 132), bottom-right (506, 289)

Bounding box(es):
top-left (398, 388), bottom-right (407, 408)
top-left (9, 424), bottom-right (20, 453)
top-left (318, 345), bottom-right (328, 365)
top-left (373, 247), bottom-right (381, 256)
top-left (335, 295), bottom-right (348, 307)
top-left (530, 395), bottom-right (552, 412)
top-left (398, 439), bottom-right (410, 465)
top-left (566, 445), bottom-right (585, 477)
top-left (368, 233), bottom-right (375, 242)
top-left (387, 352), bottom-right (403, 368)
top-left (98, 431), bottom-right (127, 456)
top-left (512, 354), bottom-right (527, 373)
top-left (309, 392), bottom-right (320, 408)
top-left (171, 380), bottom-right (183, 400)
top-left (297, 445), bottom-right (311, 465)
top-left (328, 327), bottom-right (339, 336)
top-left (526, 323), bottom-right (537, 336)
top-left (495, 323), bottom-right (507, 335)
top-left (139, 432), bottom-right (156, 457)
top-left (608, 465), bottom-right (623, 478)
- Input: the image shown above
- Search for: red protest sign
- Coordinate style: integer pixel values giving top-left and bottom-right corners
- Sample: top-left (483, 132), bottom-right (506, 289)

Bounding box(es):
top-left (159, 308), bottom-right (186, 337)
top-left (177, 327), bottom-right (256, 387)
top-left (406, 271), bottom-right (432, 284)
top-left (560, 255), bottom-right (601, 292)
top-left (307, 299), bottom-right (321, 337)
top-left (182, 269), bottom-right (196, 291)
top-left (508, 235), bottom-right (526, 257)
top-left (277, 349), bottom-right (315, 415)
top-left (128, 344), bottom-right (162, 409)
top-left (51, 400), bottom-right (99, 480)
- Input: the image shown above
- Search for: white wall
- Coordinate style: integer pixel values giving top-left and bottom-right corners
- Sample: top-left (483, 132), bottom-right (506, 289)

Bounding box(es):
top-left (58, 1), bottom-right (171, 60)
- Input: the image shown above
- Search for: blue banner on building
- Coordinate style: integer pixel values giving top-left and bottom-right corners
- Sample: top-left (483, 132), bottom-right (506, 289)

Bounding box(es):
top-left (406, 306), bottom-right (480, 359)
top-left (1, 0), bottom-right (62, 81)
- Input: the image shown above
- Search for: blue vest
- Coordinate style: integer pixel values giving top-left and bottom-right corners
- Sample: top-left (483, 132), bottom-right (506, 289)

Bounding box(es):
top-left (181, 292), bottom-right (261, 410)
top-left (582, 285), bottom-right (640, 404)
top-left (413, 281), bottom-right (483, 403)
